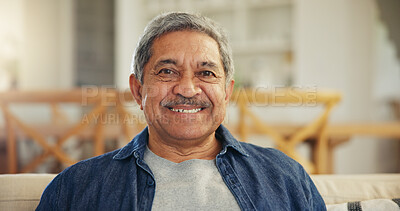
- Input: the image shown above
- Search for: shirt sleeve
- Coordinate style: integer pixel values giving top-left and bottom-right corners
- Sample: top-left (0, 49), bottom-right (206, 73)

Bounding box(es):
top-left (36, 175), bottom-right (61, 211)
top-left (304, 172), bottom-right (327, 210)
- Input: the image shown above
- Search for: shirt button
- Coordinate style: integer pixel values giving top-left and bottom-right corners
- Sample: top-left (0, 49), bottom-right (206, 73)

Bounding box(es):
top-left (147, 179), bottom-right (154, 186)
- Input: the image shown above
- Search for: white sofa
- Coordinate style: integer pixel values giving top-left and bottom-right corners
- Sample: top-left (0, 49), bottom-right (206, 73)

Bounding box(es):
top-left (0, 173), bottom-right (399, 210)
top-left (311, 174), bottom-right (400, 210)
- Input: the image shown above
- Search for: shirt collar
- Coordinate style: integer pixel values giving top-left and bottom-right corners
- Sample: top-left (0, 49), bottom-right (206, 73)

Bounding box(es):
top-left (113, 124), bottom-right (249, 160)
top-left (113, 127), bottom-right (149, 160)
top-left (216, 125), bottom-right (249, 157)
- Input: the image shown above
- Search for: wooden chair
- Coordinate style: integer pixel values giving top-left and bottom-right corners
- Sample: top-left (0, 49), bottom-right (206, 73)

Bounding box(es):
top-left (0, 89), bottom-right (144, 173)
top-left (231, 88), bottom-right (341, 174)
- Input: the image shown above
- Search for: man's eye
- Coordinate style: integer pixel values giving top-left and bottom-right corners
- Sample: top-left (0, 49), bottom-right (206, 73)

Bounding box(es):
top-left (198, 71), bottom-right (216, 77)
top-left (158, 69), bottom-right (173, 75)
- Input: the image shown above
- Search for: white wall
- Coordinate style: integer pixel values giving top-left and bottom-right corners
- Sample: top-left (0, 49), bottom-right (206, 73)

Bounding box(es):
top-left (19, 0), bottom-right (74, 90)
top-left (295, 0), bottom-right (399, 173)
top-left (373, 21), bottom-right (400, 103)
top-left (0, 0), bottom-right (24, 90)
top-left (58, 0), bottom-right (75, 89)
top-left (0, 0), bottom-right (23, 59)
top-left (295, 0), bottom-right (375, 122)
top-left (114, 0), bottom-right (145, 90)
top-left (16, 0), bottom-right (146, 90)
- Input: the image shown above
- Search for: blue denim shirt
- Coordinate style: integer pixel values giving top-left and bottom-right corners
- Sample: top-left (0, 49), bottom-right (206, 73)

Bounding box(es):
top-left (37, 125), bottom-right (326, 210)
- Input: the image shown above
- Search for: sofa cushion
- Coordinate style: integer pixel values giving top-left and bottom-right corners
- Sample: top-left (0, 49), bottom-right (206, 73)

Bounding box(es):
top-left (0, 173), bottom-right (56, 210)
top-left (311, 174), bottom-right (400, 205)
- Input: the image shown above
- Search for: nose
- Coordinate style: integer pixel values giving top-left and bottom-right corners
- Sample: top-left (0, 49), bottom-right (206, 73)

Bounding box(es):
top-left (172, 74), bottom-right (201, 98)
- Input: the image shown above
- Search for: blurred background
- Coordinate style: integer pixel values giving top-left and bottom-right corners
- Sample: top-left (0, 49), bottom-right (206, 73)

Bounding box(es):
top-left (0, 0), bottom-right (399, 174)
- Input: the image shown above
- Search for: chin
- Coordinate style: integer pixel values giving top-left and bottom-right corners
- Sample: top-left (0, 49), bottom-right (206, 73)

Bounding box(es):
top-left (165, 124), bottom-right (216, 141)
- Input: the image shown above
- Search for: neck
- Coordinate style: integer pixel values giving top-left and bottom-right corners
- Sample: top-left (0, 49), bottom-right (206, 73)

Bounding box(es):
top-left (147, 131), bottom-right (222, 163)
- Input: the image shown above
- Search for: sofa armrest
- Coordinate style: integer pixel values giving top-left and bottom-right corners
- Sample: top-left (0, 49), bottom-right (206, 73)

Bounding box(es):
top-left (311, 174), bottom-right (400, 205)
top-left (0, 173), bottom-right (56, 211)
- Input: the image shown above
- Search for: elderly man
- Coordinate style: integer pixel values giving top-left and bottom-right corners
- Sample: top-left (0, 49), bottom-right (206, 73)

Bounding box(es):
top-left (37, 12), bottom-right (325, 210)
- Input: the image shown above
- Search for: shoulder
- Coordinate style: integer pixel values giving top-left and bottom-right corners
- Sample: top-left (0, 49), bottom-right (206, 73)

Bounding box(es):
top-left (230, 142), bottom-right (326, 208)
top-left (239, 142), bottom-right (299, 166)
top-left (37, 149), bottom-right (136, 210)
top-left (51, 149), bottom-right (134, 190)
top-left (62, 149), bottom-right (121, 176)
top-left (233, 141), bottom-right (309, 181)
top-left (218, 125), bottom-right (300, 170)
top-left (43, 149), bottom-right (121, 190)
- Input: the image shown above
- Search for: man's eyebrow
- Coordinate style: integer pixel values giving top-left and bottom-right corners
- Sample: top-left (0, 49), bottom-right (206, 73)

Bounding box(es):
top-left (154, 59), bottom-right (177, 69)
top-left (198, 61), bottom-right (218, 69)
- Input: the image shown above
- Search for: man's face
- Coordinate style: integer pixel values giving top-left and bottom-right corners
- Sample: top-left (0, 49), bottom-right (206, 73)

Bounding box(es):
top-left (130, 30), bottom-right (234, 142)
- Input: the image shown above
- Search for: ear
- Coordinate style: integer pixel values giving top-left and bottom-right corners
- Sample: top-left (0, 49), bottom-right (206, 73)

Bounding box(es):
top-left (224, 79), bottom-right (235, 103)
top-left (129, 74), bottom-right (143, 110)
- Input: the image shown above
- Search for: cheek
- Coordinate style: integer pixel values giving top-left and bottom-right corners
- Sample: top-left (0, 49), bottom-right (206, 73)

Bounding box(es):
top-left (205, 84), bottom-right (227, 106)
top-left (142, 84), bottom-right (171, 108)
top-left (142, 84), bottom-right (162, 99)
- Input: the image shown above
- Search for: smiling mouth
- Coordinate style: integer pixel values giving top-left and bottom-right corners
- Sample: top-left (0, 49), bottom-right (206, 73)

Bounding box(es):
top-left (168, 108), bottom-right (203, 113)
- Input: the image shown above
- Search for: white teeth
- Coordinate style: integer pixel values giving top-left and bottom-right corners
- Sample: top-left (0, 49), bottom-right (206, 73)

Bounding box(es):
top-left (170, 108), bottom-right (202, 113)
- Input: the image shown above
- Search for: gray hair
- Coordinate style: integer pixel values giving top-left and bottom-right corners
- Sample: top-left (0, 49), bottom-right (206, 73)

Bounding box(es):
top-left (131, 12), bottom-right (234, 85)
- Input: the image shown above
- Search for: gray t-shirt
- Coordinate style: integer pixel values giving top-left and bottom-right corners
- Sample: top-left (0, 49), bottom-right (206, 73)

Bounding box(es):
top-left (144, 147), bottom-right (241, 211)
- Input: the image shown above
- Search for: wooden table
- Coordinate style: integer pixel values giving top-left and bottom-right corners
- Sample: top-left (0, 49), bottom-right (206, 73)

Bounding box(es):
top-left (227, 121), bottom-right (400, 174)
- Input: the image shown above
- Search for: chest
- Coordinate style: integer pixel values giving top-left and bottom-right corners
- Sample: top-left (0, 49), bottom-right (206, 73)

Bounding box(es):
top-left (144, 150), bottom-right (241, 210)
